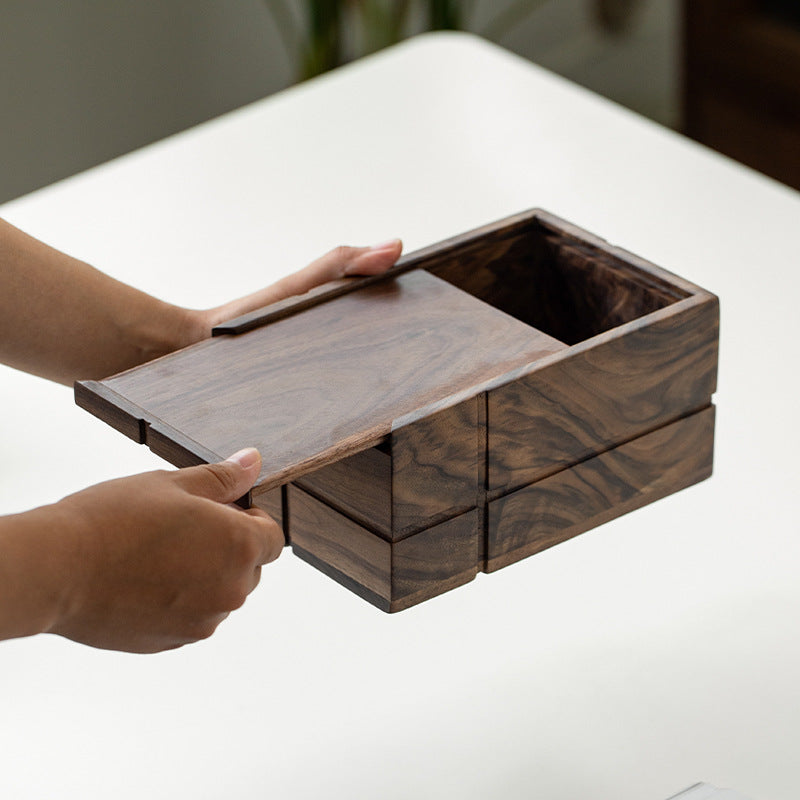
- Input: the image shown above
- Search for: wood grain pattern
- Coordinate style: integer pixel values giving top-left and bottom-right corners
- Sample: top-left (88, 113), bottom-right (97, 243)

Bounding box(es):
top-left (294, 444), bottom-right (393, 536)
top-left (91, 270), bottom-right (562, 494)
top-left (288, 485), bottom-right (479, 612)
top-left (390, 509), bottom-right (479, 612)
top-left (488, 292), bottom-right (719, 493)
top-left (390, 396), bottom-right (480, 537)
top-left (426, 213), bottom-right (691, 347)
top-left (75, 208), bottom-right (720, 612)
top-left (288, 484), bottom-right (391, 603)
top-left (486, 405), bottom-right (715, 572)
top-left (296, 396), bottom-right (481, 540)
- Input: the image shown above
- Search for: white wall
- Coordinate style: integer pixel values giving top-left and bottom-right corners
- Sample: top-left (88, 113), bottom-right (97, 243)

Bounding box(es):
top-left (0, 0), bottom-right (678, 204)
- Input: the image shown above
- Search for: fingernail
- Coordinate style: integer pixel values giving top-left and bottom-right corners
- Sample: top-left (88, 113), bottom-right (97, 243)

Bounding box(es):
top-left (368, 238), bottom-right (401, 252)
top-left (225, 447), bottom-right (260, 470)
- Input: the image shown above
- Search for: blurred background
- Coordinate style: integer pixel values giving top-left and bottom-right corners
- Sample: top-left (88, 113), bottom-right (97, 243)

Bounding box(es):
top-left (1, 0), bottom-right (798, 205)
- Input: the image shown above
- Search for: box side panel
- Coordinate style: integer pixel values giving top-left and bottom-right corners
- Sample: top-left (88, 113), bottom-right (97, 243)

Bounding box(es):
top-left (486, 405), bottom-right (716, 572)
top-left (294, 445), bottom-right (392, 537)
top-left (288, 486), bottom-right (480, 613)
top-left (391, 396), bottom-right (481, 538)
top-left (489, 294), bottom-right (718, 492)
top-left (288, 485), bottom-right (392, 610)
top-left (390, 510), bottom-right (480, 612)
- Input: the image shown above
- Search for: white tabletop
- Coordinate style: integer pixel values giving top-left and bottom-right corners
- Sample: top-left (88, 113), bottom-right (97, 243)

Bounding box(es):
top-left (1, 33), bottom-right (798, 800)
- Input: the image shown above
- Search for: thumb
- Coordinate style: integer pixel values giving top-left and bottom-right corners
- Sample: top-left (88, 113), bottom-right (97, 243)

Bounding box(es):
top-left (175, 447), bottom-right (262, 504)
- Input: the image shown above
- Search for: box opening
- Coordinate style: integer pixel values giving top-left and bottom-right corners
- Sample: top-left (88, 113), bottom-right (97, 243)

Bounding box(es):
top-left (425, 219), bottom-right (689, 345)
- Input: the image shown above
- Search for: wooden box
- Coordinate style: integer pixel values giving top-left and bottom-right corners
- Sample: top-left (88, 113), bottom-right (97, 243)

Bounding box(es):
top-left (75, 210), bottom-right (719, 612)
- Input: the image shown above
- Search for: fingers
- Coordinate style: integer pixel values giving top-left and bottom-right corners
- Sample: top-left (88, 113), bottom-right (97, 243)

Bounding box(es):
top-left (347, 238), bottom-right (404, 276)
top-left (174, 447), bottom-right (262, 503)
top-left (301, 238), bottom-right (403, 284)
top-left (258, 238), bottom-right (403, 302)
top-left (206, 239), bottom-right (403, 326)
top-left (244, 507), bottom-right (284, 566)
top-left (171, 448), bottom-right (282, 569)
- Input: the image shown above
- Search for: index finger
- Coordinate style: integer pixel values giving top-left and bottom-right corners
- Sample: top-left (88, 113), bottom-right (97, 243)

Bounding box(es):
top-left (243, 507), bottom-right (285, 566)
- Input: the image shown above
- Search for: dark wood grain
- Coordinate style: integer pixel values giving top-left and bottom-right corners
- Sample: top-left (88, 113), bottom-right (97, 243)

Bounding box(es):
top-left (426, 213), bottom-right (692, 347)
top-left (294, 444), bottom-right (393, 536)
top-left (74, 380), bottom-right (149, 444)
top-left (488, 292), bottom-right (719, 494)
top-left (288, 485), bottom-right (479, 612)
top-left (288, 484), bottom-right (391, 603)
top-left (75, 209), bottom-right (719, 612)
top-left (486, 405), bottom-right (715, 572)
top-left (390, 509), bottom-right (479, 612)
top-left (295, 395), bottom-right (481, 540)
top-left (86, 269), bottom-right (563, 494)
top-left (390, 396), bottom-right (480, 537)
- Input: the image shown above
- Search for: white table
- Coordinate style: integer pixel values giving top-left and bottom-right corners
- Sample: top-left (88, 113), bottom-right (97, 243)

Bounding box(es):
top-left (1, 33), bottom-right (798, 800)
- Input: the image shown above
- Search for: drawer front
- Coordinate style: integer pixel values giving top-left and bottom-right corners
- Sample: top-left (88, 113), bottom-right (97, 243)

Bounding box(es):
top-left (488, 295), bottom-right (719, 494)
top-left (288, 485), bottom-right (479, 612)
top-left (486, 405), bottom-right (715, 572)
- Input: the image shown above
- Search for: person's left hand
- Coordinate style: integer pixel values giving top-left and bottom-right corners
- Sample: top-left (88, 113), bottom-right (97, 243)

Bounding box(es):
top-left (180, 239), bottom-right (403, 345)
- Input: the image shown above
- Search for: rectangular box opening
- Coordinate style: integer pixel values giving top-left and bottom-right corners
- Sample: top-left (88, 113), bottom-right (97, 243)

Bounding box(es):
top-left (424, 218), bottom-right (689, 345)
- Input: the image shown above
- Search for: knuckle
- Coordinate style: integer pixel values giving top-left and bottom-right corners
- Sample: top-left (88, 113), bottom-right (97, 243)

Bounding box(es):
top-left (230, 526), bottom-right (261, 566)
top-left (189, 617), bottom-right (222, 642)
top-left (331, 244), bottom-right (355, 264)
top-left (215, 580), bottom-right (250, 612)
top-left (228, 582), bottom-right (250, 611)
top-left (204, 463), bottom-right (238, 495)
top-left (265, 533), bottom-right (284, 564)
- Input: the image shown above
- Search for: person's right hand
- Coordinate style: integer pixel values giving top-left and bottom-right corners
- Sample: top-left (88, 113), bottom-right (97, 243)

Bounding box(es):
top-left (40, 447), bottom-right (281, 653)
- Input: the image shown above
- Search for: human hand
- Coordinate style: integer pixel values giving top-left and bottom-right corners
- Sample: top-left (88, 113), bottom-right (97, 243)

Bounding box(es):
top-left (181, 238), bottom-right (403, 345)
top-left (42, 448), bottom-right (280, 653)
top-left (0, 219), bottom-right (402, 385)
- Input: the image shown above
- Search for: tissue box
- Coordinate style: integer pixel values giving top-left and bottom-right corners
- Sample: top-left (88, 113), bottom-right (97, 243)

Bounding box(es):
top-left (76, 209), bottom-right (718, 611)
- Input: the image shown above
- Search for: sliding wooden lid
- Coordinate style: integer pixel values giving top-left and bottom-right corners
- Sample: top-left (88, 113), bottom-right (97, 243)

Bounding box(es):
top-left (76, 269), bottom-right (565, 494)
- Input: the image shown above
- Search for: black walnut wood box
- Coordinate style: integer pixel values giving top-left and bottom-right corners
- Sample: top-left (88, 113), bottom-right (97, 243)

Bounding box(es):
top-left (75, 210), bottom-right (719, 612)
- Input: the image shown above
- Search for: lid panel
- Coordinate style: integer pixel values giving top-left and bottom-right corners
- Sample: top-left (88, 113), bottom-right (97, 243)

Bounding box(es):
top-left (103, 270), bottom-right (565, 488)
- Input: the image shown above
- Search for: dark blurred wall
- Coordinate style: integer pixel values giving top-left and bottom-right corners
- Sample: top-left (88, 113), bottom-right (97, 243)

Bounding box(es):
top-left (0, 1), bottom-right (291, 204)
top-left (683, 0), bottom-right (800, 190)
top-left (1, 0), bottom-right (678, 205)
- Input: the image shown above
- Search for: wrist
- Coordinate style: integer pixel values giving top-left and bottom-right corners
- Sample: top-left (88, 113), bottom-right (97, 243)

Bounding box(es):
top-left (0, 504), bottom-right (80, 641)
top-left (122, 300), bottom-right (202, 366)
top-left (173, 306), bottom-right (215, 349)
